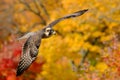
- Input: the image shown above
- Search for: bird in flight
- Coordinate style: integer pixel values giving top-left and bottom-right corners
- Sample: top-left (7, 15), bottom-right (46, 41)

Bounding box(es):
top-left (16, 9), bottom-right (88, 76)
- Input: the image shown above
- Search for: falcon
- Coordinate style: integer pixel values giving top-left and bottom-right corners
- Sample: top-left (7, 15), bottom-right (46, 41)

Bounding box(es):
top-left (16, 9), bottom-right (88, 76)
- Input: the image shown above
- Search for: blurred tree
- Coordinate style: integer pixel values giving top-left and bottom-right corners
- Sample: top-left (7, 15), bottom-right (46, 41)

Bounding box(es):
top-left (0, 0), bottom-right (14, 43)
top-left (0, 0), bottom-right (120, 80)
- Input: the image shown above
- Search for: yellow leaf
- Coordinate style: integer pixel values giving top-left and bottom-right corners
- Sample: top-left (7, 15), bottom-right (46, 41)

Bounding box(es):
top-left (89, 66), bottom-right (95, 71)
top-left (92, 31), bottom-right (102, 38)
top-left (96, 62), bottom-right (108, 73)
top-left (20, 25), bottom-right (28, 32)
top-left (91, 46), bottom-right (100, 52)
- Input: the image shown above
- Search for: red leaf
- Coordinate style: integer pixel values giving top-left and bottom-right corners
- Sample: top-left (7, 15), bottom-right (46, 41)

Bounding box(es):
top-left (13, 48), bottom-right (22, 57)
top-left (28, 61), bottom-right (45, 73)
top-left (6, 74), bottom-right (16, 80)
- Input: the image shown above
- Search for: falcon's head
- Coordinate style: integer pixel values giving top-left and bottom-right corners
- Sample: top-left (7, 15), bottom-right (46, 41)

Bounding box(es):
top-left (43, 27), bottom-right (56, 38)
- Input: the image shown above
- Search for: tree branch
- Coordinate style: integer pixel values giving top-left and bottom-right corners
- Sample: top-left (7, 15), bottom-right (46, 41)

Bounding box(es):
top-left (37, 0), bottom-right (50, 19)
top-left (19, 0), bottom-right (46, 25)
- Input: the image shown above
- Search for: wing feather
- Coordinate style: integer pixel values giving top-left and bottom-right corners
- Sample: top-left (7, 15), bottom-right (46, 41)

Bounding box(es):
top-left (16, 48), bottom-right (34, 76)
top-left (16, 37), bottom-right (41, 76)
top-left (46, 9), bottom-right (88, 28)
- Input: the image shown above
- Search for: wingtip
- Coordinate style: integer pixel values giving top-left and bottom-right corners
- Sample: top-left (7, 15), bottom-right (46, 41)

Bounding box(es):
top-left (16, 73), bottom-right (20, 76)
top-left (82, 9), bottom-right (89, 13)
top-left (16, 67), bottom-right (24, 76)
top-left (16, 71), bottom-right (24, 77)
top-left (74, 9), bottom-right (88, 14)
top-left (16, 72), bottom-right (21, 76)
top-left (84, 9), bottom-right (89, 11)
top-left (16, 70), bottom-right (22, 76)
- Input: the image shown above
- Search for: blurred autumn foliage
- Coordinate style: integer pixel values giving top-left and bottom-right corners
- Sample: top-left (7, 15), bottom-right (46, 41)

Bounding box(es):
top-left (0, 0), bottom-right (120, 80)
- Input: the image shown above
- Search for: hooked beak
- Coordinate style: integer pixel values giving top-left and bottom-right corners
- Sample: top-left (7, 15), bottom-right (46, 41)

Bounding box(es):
top-left (52, 30), bottom-right (56, 35)
top-left (51, 30), bottom-right (56, 35)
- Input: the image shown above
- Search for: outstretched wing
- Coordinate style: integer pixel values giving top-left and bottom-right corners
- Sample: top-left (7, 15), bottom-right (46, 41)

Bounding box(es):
top-left (16, 48), bottom-right (32, 76)
top-left (46, 9), bottom-right (88, 28)
top-left (16, 37), bottom-right (41, 76)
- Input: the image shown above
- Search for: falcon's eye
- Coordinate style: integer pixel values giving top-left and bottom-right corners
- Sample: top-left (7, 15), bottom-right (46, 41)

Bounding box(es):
top-left (46, 29), bottom-right (50, 32)
top-left (45, 28), bottom-right (52, 32)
